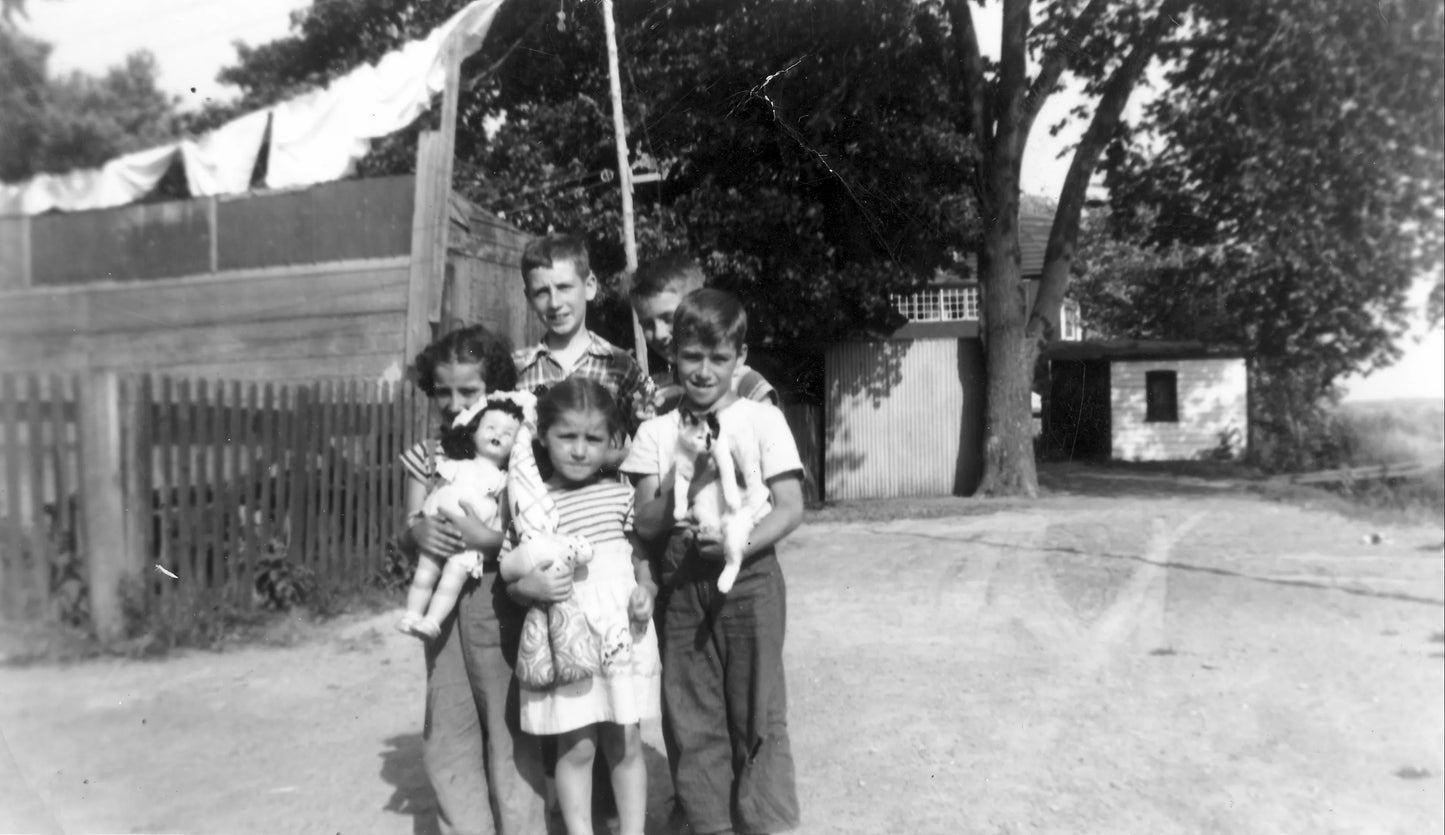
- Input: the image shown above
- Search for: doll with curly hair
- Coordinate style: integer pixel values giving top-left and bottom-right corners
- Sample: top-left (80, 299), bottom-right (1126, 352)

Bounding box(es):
top-left (396, 392), bottom-right (535, 640)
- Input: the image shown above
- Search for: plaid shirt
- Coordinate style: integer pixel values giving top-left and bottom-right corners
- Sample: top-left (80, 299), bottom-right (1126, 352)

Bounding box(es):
top-left (512, 331), bottom-right (655, 436)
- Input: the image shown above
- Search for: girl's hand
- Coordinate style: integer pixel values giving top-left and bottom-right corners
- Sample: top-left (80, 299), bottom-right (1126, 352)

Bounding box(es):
top-left (628, 584), bottom-right (655, 622)
top-left (511, 560), bottom-right (573, 604)
top-left (410, 516), bottom-right (464, 559)
top-left (439, 507), bottom-right (503, 555)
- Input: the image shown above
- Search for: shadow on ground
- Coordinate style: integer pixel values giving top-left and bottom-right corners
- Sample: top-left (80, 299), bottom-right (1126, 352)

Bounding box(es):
top-left (379, 733), bottom-right (684, 835)
top-left (381, 734), bottom-right (440, 835)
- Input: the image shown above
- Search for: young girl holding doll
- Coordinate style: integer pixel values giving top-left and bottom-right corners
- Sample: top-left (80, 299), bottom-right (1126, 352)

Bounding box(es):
top-left (397, 325), bottom-right (561, 835)
top-left (508, 377), bottom-right (661, 835)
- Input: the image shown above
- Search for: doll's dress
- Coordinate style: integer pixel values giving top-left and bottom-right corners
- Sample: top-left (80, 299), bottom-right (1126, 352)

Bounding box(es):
top-left (422, 456), bottom-right (505, 575)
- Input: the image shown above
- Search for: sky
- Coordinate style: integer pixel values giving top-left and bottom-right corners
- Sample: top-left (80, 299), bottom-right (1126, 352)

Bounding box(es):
top-left (18, 0), bottom-right (1443, 403)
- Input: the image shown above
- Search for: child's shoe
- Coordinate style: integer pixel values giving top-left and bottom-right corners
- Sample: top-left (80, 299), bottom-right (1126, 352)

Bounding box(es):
top-left (396, 612), bottom-right (441, 640)
top-left (416, 617), bottom-right (441, 640)
top-left (395, 612), bottom-right (423, 636)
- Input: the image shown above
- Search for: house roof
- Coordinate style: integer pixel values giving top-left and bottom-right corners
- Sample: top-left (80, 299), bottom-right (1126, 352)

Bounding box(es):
top-left (1044, 339), bottom-right (1249, 362)
top-left (935, 211), bottom-right (1053, 284)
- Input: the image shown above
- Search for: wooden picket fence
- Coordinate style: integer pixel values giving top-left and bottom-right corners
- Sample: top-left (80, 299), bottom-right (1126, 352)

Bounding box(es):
top-left (139, 376), bottom-right (421, 603)
top-left (0, 374), bottom-right (80, 623)
top-left (1, 370), bottom-right (829, 636)
top-left (0, 371), bottom-right (425, 635)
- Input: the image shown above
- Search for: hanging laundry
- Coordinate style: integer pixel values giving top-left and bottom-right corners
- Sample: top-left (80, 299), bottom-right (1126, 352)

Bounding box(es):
top-left (0, 144), bottom-right (178, 216)
top-left (265, 85), bottom-right (374, 189)
top-left (179, 110), bottom-right (271, 197)
top-left (266, 0), bottom-right (505, 189)
top-left (1, 0), bottom-right (507, 211)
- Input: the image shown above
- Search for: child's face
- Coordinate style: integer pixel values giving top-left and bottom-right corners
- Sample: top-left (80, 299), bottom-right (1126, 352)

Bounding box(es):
top-left (432, 362), bottom-right (488, 423)
top-left (542, 409), bottom-right (612, 486)
top-left (473, 410), bottom-right (520, 467)
top-left (672, 337), bottom-right (746, 412)
top-left (632, 289), bottom-right (682, 356)
top-left (524, 260), bottom-right (596, 340)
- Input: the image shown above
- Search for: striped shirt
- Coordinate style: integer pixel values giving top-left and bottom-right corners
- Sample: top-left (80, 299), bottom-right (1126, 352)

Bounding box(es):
top-left (400, 439), bottom-right (444, 486)
top-left (512, 331), bottom-right (655, 436)
top-left (547, 480), bottom-right (634, 548)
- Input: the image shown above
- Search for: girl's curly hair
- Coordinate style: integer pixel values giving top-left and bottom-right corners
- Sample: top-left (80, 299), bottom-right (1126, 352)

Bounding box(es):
top-left (413, 325), bottom-right (517, 397)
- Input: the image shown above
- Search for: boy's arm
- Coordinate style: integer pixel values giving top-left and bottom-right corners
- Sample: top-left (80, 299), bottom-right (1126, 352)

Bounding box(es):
top-left (630, 473), bottom-right (674, 541)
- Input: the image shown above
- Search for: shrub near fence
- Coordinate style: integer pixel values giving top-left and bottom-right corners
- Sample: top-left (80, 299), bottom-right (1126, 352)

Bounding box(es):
top-left (0, 371), bottom-right (423, 639)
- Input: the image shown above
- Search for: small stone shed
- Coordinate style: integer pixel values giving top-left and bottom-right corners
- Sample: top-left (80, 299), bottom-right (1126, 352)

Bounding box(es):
top-left (1042, 340), bottom-right (1250, 462)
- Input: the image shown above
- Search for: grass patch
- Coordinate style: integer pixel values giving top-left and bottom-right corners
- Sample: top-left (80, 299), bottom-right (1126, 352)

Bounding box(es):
top-left (1253, 466), bottom-right (1445, 527)
top-left (0, 579), bottom-right (404, 667)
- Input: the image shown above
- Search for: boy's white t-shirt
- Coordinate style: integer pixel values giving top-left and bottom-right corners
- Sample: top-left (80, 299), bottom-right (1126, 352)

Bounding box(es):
top-left (620, 398), bottom-right (804, 486)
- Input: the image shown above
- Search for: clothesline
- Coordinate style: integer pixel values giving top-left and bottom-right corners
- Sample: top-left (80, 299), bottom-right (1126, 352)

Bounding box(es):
top-left (0, 0), bottom-right (504, 218)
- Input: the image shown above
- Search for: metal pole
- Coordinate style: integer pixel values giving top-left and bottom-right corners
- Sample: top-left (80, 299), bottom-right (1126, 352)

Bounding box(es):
top-left (600, 0), bottom-right (649, 375)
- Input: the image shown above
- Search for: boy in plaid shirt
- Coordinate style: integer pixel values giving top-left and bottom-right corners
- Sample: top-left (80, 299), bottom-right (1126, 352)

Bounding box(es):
top-left (511, 233), bottom-right (654, 448)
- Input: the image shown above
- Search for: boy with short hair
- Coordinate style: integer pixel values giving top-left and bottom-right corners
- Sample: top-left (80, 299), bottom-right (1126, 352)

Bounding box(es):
top-left (512, 232), bottom-right (654, 437)
top-left (629, 252), bottom-right (777, 413)
top-left (623, 287), bottom-right (805, 835)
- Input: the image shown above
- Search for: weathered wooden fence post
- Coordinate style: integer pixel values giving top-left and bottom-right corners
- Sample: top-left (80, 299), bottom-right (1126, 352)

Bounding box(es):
top-left (78, 370), bottom-right (128, 641)
top-left (122, 376), bottom-right (154, 610)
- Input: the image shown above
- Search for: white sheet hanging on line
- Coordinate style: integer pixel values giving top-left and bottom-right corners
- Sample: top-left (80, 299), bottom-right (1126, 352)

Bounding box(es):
top-left (265, 0), bottom-right (505, 189)
top-left (180, 109), bottom-right (271, 197)
top-left (265, 85), bottom-right (374, 189)
top-left (0, 144), bottom-right (178, 215)
top-left (1, 0), bottom-right (507, 210)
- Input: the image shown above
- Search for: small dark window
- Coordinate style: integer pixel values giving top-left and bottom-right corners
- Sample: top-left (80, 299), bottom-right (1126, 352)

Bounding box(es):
top-left (1145, 370), bottom-right (1179, 422)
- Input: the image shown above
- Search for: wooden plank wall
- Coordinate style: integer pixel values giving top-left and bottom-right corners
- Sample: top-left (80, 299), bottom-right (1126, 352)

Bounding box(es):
top-left (31, 199), bottom-right (212, 286)
top-left (0, 216), bottom-right (29, 292)
top-left (0, 258), bottom-right (412, 384)
top-left (217, 176), bottom-right (414, 270)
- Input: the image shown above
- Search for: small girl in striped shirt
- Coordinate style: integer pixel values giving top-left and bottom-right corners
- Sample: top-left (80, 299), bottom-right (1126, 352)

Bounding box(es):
top-left (508, 377), bottom-right (660, 835)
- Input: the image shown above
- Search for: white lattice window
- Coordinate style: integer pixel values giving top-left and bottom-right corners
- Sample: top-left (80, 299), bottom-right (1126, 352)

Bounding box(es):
top-left (892, 286), bottom-right (978, 322)
top-left (1060, 300), bottom-right (1082, 341)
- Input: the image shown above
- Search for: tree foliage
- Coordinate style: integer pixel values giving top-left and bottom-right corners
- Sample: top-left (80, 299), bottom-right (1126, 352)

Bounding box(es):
top-left (212, 0), bottom-right (983, 353)
top-left (1086, 0), bottom-right (1445, 468)
top-left (0, 26), bottom-right (180, 182)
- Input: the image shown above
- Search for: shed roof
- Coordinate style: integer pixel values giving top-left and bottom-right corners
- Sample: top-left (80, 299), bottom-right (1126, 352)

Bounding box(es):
top-left (1044, 339), bottom-right (1248, 362)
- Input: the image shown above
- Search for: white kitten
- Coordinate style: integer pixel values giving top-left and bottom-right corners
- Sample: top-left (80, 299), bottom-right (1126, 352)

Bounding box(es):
top-left (673, 409), bottom-right (769, 593)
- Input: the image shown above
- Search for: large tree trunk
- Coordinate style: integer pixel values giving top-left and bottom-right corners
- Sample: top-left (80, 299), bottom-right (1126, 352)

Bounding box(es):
top-left (976, 201), bottom-right (1040, 497)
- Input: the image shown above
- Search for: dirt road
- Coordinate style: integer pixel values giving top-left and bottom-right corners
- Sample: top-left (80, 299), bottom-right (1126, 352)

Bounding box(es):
top-left (2, 487), bottom-right (1441, 834)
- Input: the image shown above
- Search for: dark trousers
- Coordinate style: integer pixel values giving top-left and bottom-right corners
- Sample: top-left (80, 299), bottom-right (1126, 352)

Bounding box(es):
top-left (658, 533), bottom-right (800, 835)
top-left (423, 574), bottom-right (548, 835)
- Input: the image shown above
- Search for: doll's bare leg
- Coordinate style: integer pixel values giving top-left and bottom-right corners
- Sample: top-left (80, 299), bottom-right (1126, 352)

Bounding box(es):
top-left (420, 553), bottom-right (475, 635)
top-left (399, 553), bottom-right (443, 636)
